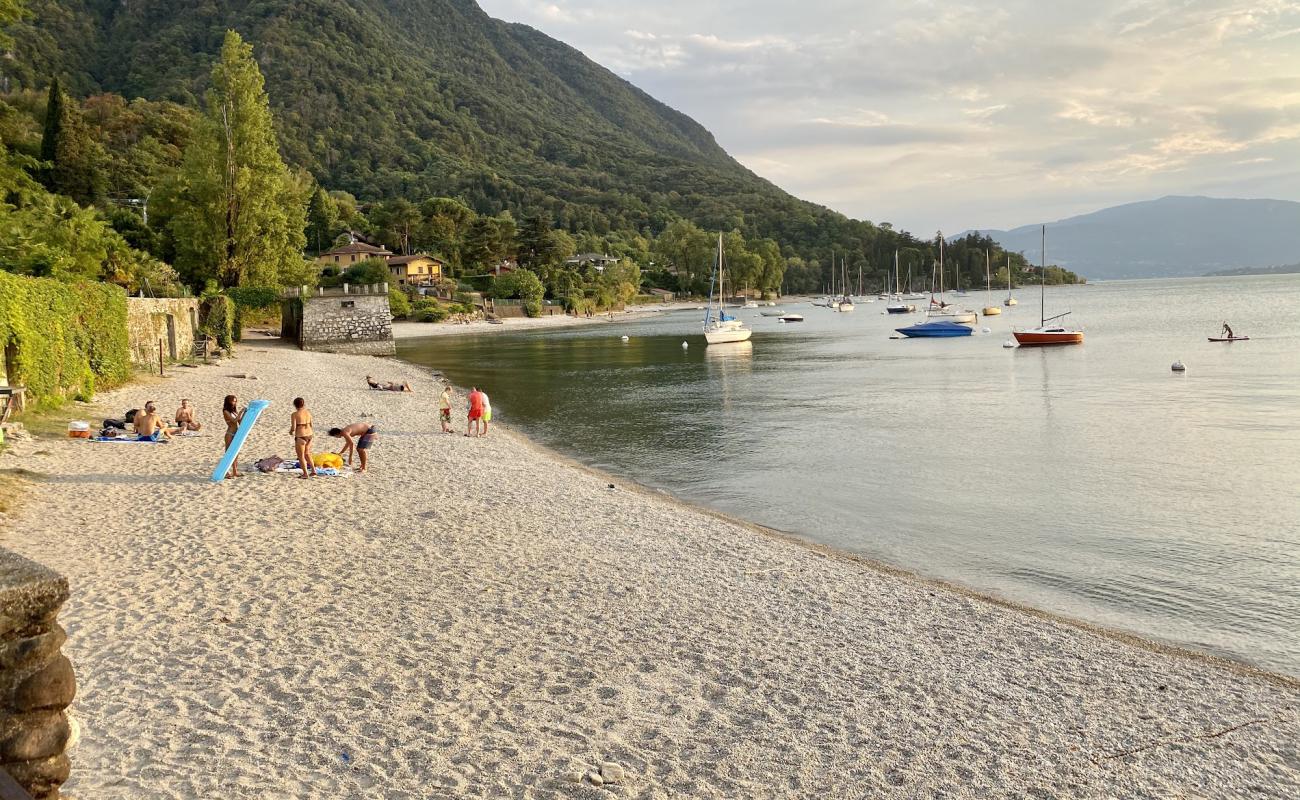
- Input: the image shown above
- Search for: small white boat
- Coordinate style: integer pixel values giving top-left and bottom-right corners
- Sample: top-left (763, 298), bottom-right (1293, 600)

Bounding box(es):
top-left (779, 314), bottom-right (804, 323)
top-left (837, 298), bottom-right (856, 312)
top-left (759, 308), bottom-right (786, 317)
top-left (743, 300), bottom-right (759, 309)
top-left (704, 234), bottom-right (753, 346)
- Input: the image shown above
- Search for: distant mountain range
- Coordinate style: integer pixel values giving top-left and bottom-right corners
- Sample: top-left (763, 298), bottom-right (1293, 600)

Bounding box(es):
top-left (1204, 263), bottom-right (1300, 277)
top-left (969, 196), bottom-right (1300, 280)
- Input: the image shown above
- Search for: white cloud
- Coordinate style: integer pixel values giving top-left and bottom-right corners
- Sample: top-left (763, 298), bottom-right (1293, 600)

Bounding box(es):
top-left (478, 0), bottom-right (1300, 233)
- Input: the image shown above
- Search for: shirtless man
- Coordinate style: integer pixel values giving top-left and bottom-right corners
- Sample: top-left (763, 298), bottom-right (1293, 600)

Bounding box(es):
top-left (290, 397), bottom-right (316, 479)
top-left (466, 386), bottom-right (484, 437)
top-left (174, 398), bottom-right (201, 432)
top-left (133, 401), bottom-right (171, 441)
top-left (328, 422), bottom-right (377, 472)
top-left (438, 384), bottom-right (454, 433)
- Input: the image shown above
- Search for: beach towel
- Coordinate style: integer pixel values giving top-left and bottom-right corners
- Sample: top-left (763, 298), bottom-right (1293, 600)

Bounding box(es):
top-left (254, 456), bottom-right (284, 473)
top-left (273, 460), bottom-right (351, 477)
top-left (91, 435), bottom-right (169, 444)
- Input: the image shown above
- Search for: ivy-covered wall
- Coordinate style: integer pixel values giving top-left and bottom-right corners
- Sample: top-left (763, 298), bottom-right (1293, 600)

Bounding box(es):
top-left (0, 272), bottom-right (130, 410)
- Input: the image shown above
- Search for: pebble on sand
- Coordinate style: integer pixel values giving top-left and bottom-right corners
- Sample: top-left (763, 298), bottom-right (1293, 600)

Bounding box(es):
top-left (587, 771), bottom-right (604, 786)
top-left (599, 762), bottom-right (626, 783)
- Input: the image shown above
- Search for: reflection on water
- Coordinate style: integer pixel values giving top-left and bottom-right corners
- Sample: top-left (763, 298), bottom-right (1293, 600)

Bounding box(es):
top-left (399, 276), bottom-right (1300, 675)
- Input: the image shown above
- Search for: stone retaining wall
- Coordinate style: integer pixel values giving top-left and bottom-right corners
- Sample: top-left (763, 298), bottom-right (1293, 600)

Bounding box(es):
top-left (0, 550), bottom-right (74, 799)
top-left (282, 286), bottom-right (395, 356)
top-left (126, 298), bottom-right (200, 369)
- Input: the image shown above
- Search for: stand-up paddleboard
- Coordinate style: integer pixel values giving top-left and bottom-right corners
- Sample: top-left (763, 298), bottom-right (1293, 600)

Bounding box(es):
top-left (211, 399), bottom-right (270, 482)
top-left (1208, 336), bottom-right (1250, 342)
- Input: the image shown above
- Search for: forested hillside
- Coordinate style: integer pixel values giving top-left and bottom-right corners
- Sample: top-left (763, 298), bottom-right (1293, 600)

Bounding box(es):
top-left (3, 0), bottom-right (1060, 296)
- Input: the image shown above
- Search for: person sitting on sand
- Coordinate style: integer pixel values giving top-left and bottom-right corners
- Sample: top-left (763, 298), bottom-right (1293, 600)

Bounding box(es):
top-left (133, 401), bottom-right (171, 441)
top-left (438, 384), bottom-right (454, 433)
top-left (366, 375), bottom-right (412, 392)
top-left (174, 398), bottom-right (201, 432)
top-left (222, 395), bottom-right (245, 478)
top-left (466, 386), bottom-right (484, 437)
top-left (329, 422), bottom-right (377, 472)
top-left (290, 397), bottom-right (317, 479)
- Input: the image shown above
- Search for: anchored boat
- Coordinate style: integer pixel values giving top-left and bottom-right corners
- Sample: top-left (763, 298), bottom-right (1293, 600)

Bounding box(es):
top-left (1012, 226), bottom-right (1082, 346)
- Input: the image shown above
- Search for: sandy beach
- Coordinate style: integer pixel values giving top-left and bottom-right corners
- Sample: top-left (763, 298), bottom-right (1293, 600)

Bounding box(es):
top-left (0, 342), bottom-right (1296, 798)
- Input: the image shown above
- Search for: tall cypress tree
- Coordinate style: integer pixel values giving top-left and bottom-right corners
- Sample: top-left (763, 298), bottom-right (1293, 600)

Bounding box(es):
top-left (171, 30), bottom-right (306, 288)
top-left (38, 77), bottom-right (62, 190)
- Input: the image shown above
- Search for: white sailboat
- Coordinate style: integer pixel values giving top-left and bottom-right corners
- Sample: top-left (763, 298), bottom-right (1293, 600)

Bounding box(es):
top-left (886, 250), bottom-right (916, 314)
top-left (927, 232), bottom-right (977, 324)
top-left (704, 233), bottom-right (753, 345)
top-left (1004, 253), bottom-right (1018, 306)
top-left (982, 249), bottom-right (1002, 316)
top-left (836, 255), bottom-right (855, 312)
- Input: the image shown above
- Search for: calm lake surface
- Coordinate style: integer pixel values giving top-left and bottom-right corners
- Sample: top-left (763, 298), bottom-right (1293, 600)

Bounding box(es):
top-left (398, 275), bottom-right (1300, 675)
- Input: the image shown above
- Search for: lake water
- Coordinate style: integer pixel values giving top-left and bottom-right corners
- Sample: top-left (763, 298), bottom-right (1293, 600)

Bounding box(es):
top-left (398, 275), bottom-right (1300, 676)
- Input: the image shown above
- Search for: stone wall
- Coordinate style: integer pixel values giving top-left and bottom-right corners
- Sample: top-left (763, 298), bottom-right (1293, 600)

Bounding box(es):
top-left (0, 550), bottom-right (74, 799)
top-left (126, 298), bottom-right (200, 369)
top-left (283, 285), bottom-right (395, 356)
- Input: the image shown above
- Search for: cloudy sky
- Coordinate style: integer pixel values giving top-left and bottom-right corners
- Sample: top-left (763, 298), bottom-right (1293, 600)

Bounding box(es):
top-left (478, 0), bottom-right (1300, 235)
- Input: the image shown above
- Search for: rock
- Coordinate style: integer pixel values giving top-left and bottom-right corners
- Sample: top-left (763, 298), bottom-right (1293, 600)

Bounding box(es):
top-left (599, 762), bottom-right (626, 783)
top-left (562, 771), bottom-right (583, 784)
top-left (0, 710), bottom-right (71, 761)
top-left (10, 655), bottom-right (76, 711)
top-left (0, 627), bottom-right (67, 671)
top-left (4, 753), bottom-right (70, 797)
top-left (588, 771), bottom-right (604, 786)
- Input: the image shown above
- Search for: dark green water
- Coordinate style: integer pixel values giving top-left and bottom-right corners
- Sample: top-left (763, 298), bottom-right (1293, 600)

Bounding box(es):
top-left (399, 275), bottom-right (1300, 675)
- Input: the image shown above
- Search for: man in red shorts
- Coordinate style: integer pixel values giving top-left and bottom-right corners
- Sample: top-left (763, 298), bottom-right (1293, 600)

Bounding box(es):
top-left (466, 386), bottom-right (484, 437)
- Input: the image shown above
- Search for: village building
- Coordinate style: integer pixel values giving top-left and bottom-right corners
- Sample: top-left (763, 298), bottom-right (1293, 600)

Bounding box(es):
top-left (564, 253), bottom-right (620, 271)
top-left (316, 238), bottom-right (393, 267)
top-left (387, 254), bottom-right (445, 287)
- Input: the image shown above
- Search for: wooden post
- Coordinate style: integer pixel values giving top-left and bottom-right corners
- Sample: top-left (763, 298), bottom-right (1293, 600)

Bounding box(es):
top-left (158, 339), bottom-right (164, 376)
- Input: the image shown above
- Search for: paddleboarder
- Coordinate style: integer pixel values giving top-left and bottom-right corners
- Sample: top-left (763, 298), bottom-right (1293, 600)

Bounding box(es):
top-left (1222, 321), bottom-right (1234, 339)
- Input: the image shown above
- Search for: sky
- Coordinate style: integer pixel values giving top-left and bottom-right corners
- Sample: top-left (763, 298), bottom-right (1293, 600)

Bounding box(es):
top-left (477, 0), bottom-right (1300, 236)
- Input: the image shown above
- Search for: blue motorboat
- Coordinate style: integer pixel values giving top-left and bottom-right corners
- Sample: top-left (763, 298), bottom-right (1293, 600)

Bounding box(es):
top-left (895, 320), bottom-right (973, 338)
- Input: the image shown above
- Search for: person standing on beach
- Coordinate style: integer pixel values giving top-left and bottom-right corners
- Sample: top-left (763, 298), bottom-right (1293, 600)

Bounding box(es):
top-left (328, 422), bottom-right (376, 472)
top-left (290, 397), bottom-right (317, 478)
top-left (222, 395), bottom-right (245, 478)
top-left (438, 384), bottom-right (454, 433)
top-left (479, 391), bottom-right (492, 437)
top-left (466, 386), bottom-right (484, 437)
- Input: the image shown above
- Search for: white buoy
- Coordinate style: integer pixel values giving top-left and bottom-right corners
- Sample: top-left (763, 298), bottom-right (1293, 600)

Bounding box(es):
top-left (981, 327), bottom-right (991, 334)
top-left (1003, 340), bottom-right (1015, 348)
top-left (620, 335), bottom-right (629, 341)
top-left (682, 341), bottom-right (689, 349)
top-left (889, 333), bottom-right (903, 339)
top-left (1171, 360), bottom-right (1186, 372)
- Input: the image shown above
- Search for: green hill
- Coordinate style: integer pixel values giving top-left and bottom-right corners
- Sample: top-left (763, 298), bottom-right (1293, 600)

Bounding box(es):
top-left (6, 0), bottom-right (866, 252)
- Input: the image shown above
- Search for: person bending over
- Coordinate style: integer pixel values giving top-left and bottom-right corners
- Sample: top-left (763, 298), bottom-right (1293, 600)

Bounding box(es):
top-left (366, 375), bottom-right (412, 392)
top-left (329, 422), bottom-right (377, 472)
top-left (174, 398), bottom-right (202, 432)
top-left (290, 397), bottom-right (316, 479)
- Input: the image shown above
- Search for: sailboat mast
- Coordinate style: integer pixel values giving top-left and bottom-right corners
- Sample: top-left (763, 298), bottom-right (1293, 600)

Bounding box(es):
top-left (985, 249), bottom-right (992, 304)
top-left (938, 232), bottom-right (945, 295)
top-left (1040, 225), bottom-right (1046, 327)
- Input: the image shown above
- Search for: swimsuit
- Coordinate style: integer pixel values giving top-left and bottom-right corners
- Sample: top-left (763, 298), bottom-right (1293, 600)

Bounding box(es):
top-left (357, 426), bottom-right (377, 450)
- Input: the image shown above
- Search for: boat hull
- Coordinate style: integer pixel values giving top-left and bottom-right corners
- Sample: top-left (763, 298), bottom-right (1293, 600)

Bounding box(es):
top-left (704, 327), bottom-right (753, 344)
top-left (896, 321), bottom-right (973, 338)
top-left (1012, 329), bottom-right (1083, 346)
top-left (778, 315), bottom-right (804, 323)
top-left (1004, 298), bottom-right (1018, 306)
top-left (1208, 336), bottom-right (1249, 342)
top-left (981, 306), bottom-right (1002, 316)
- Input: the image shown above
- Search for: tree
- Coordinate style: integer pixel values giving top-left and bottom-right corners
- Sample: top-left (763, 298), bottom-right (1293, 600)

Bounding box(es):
top-left (305, 186), bottom-right (338, 254)
top-left (169, 30), bottom-right (306, 289)
top-left (491, 269), bottom-right (544, 316)
top-left (38, 77), bottom-right (105, 205)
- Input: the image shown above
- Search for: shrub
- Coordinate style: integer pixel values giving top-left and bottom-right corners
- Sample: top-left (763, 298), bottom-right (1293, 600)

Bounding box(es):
top-left (491, 270), bottom-right (544, 317)
top-left (199, 293), bottom-right (235, 351)
top-left (0, 272), bottom-right (130, 409)
top-left (388, 288), bottom-right (411, 319)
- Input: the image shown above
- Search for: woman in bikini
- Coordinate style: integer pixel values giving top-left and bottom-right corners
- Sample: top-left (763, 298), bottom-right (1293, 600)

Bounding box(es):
top-left (222, 395), bottom-right (245, 478)
top-left (290, 397), bottom-right (317, 479)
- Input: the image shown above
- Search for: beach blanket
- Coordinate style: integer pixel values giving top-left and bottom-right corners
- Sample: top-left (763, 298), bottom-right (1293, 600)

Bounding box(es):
top-left (91, 435), bottom-right (170, 444)
top-left (272, 460), bottom-right (351, 478)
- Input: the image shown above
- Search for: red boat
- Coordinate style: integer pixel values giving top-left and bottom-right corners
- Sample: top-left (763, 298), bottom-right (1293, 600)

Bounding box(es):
top-left (1013, 226), bottom-right (1083, 347)
top-left (1013, 324), bottom-right (1084, 346)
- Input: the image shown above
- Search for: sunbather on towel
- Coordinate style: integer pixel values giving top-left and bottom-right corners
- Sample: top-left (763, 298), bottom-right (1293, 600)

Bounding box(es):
top-left (133, 402), bottom-right (172, 441)
top-left (174, 398), bottom-right (202, 431)
top-left (366, 375), bottom-right (412, 392)
top-left (329, 422), bottom-right (377, 472)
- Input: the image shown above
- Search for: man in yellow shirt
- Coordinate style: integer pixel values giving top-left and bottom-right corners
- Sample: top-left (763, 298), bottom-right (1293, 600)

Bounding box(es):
top-left (437, 384), bottom-right (453, 433)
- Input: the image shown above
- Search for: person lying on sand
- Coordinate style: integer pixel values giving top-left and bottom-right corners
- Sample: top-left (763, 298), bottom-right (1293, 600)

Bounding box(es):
top-left (290, 397), bottom-right (317, 479)
top-left (329, 422), bottom-right (377, 472)
top-left (366, 376), bottom-right (412, 392)
top-left (133, 402), bottom-right (172, 441)
top-left (174, 398), bottom-right (201, 432)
